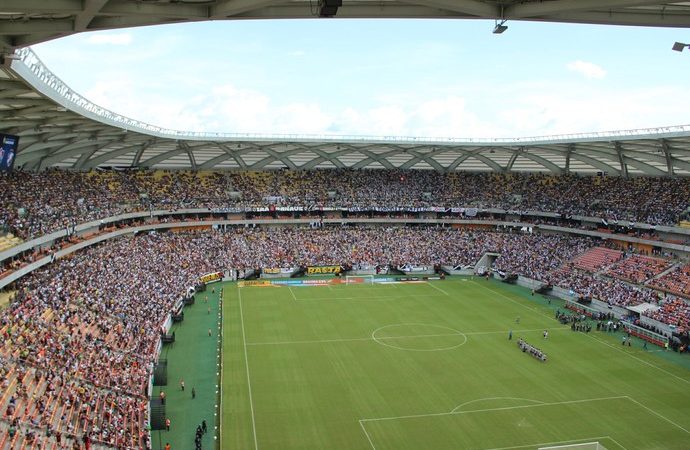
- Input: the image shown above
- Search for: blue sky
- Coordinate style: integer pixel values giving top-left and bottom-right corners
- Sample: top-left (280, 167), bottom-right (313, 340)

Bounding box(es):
top-left (32, 19), bottom-right (690, 138)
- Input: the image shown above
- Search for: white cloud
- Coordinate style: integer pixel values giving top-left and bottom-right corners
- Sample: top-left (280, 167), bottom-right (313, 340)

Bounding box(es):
top-left (85, 33), bottom-right (133, 46)
top-left (566, 60), bottom-right (606, 79)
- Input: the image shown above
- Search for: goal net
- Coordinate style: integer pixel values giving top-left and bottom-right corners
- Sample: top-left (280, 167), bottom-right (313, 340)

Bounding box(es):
top-left (539, 442), bottom-right (609, 450)
top-left (345, 275), bottom-right (375, 285)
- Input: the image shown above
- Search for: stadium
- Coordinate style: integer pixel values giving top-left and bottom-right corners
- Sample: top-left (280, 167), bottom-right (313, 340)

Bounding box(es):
top-left (1, 1), bottom-right (690, 450)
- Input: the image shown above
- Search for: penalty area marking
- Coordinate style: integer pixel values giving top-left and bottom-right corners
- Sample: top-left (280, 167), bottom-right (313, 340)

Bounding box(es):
top-left (359, 395), bottom-right (628, 423)
top-left (450, 397), bottom-right (545, 413)
top-left (481, 436), bottom-right (626, 450)
top-left (358, 397), bottom-right (628, 449)
top-left (371, 323), bottom-right (467, 351)
top-left (359, 396), bottom-right (682, 450)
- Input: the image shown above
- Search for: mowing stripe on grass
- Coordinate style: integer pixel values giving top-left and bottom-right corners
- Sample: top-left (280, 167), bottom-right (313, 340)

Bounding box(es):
top-left (476, 281), bottom-right (690, 385)
top-left (584, 333), bottom-right (690, 386)
top-left (472, 281), bottom-right (554, 321)
top-left (624, 396), bottom-right (690, 434)
top-left (426, 282), bottom-right (450, 296)
top-left (359, 420), bottom-right (378, 450)
top-left (238, 286), bottom-right (259, 450)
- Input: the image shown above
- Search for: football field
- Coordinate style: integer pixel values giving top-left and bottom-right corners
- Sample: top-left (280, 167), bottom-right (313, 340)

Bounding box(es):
top-left (220, 278), bottom-right (690, 450)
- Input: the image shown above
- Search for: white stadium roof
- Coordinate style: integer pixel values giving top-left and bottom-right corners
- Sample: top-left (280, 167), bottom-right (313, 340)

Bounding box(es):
top-left (1, 1), bottom-right (690, 175)
top-left (2, 46), bottom-right (690, 175)
top-left (2, 1), bottom-right (690, 51)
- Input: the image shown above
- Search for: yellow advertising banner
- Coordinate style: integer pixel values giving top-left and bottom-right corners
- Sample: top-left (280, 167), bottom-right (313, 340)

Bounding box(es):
top-left (199, 271), bottom-right (222, 284)
top-left (306, 265), bottom-right (342, 275)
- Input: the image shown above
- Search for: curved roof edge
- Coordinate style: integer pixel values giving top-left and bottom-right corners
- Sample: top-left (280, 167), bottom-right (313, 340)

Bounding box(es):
top-left (4, 48), bottom-right (690, 175)
top-left (11, 47), bottom-right (690, 147)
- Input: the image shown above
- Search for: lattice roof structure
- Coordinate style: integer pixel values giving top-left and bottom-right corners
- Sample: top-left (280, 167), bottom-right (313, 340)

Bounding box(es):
top-left (2, 47), bottom-right (690, 175)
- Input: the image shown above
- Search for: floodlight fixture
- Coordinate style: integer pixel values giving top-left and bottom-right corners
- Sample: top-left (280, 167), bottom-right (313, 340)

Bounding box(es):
top-left (493, 20), bottom-right (508, 34)
top-left (672, 42), bottom-right (689, 52)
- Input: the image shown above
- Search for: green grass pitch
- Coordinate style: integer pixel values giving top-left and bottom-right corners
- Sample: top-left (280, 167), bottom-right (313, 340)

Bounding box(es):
top-left (220, 278), bottom-right (690, 450)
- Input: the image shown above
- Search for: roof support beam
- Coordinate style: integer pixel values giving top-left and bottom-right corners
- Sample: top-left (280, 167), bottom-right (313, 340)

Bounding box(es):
top-left (519, 151), bottom-right (564, 174)
top-left (620, 155), bottom-right (666, 176)
top-left (211, 0), bottom-right (280, 18)
top-left (399, 149), bottom-right (447, 171)
top-left (75, 0), bottom-right (110, 31)
top-left (399, 0), bottom-right (498, 18)
top-left (0, 21), bottom-right (74, 35)
top-left (661, 139), bottom-right (674, 177)
top-left (0, 0), bottom-right (81, 14)
top-left (505, 151), bottom-right (519, 172)
top-left (81, 142), bottom-right (150, 169)
top-left (139, 147), bottom-right (187, 168)
top-left (546, 10), bottom-right (690, 28)
top-left (615, 142), bottom-right (628, 178)
top-left (446, 152), bottom-right (473, 172)
top-left (535, 146), bottom-right (620, 175)
top-left (297, 146), bottom-right (348, 169)
top-left (506, 0), bottom-right (664, 19)
top-left (565, 144), bottom-right (574, 173)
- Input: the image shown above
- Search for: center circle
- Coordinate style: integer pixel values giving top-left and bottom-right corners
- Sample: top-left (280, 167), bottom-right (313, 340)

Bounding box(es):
top-left (371, 323), bottom-right (468, 351)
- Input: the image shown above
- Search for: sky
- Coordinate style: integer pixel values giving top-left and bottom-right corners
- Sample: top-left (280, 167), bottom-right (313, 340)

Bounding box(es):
top-left (31, 18), bottom-right (690, 139)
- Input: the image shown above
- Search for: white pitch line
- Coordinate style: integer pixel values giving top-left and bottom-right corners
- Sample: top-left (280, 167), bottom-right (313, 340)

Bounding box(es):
top-left (246, 327), bottom-right (568, 346)
top-left (607, 436), bottom-right (630, 450)
top-left (427, 282), bottom-right (450, 296)
top-left (471, 281), bottom-right (554, 321)
top-left (359, 420), bottom-right (378, 450)
top-left (359, 395), bottom-right (628, 423)
top-left (238, 287), bottom-right (259, 450)
top-left (584, 333), bottom-right (690, 386)
top-left (474, 281), bottom-right (690, 386)
top-left (450, 397), bottom-right (545, 414)
top-left (248, 332), bottom-right (462, 346)
top-left (625, 395), bottom-right (690, 434)
top-left (480, 436), bottom-right (613, 450)
top-left (288, 287), bottom-right (298, 301)
top-left (295, 294), bottom-right (448, 301)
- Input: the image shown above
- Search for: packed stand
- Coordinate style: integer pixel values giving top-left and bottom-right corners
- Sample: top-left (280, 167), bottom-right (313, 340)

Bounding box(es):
top-left (648, 263), bottom-right (690, 299)
top-left (2, 168), bottom-right (690, 241)
top-left (644, 298), bottom-right (690, 334)
top-left (571, 247), bottom-right (623, 272)
top-left (1, 225), bottom-right (690, 448)
top-left (545, 267), bottom-right (660, 307)
top-left (604, 254), bottom-right (672, 284)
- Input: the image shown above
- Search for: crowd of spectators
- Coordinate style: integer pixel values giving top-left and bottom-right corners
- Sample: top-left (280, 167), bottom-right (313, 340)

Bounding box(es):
top-left (545, 266), bottom-right (661, 307)
top-left (644, 299), bottom-right (690, 334)
top-left (2, 168), bottom-right (690, 240)
top-left (604, 254), bottom-right (672, 284)
top-left (649, 263), bottom-right (690, 298)
top-left (1, 224), bottom-right (690, 447)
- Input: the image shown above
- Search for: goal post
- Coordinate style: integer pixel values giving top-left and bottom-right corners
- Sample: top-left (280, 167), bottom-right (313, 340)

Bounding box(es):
top-left (345, 274), bottom-right (375, 285)
top-left (539, 442), bottom-right (609, 450)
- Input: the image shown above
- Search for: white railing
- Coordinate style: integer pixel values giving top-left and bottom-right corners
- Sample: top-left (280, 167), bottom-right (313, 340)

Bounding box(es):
top-left (11, 46), bottom-right (690, 145)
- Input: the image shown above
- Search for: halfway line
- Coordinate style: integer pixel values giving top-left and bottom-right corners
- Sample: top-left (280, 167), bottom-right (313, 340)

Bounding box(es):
top-left (247, 327), bottom-right (568, 346)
